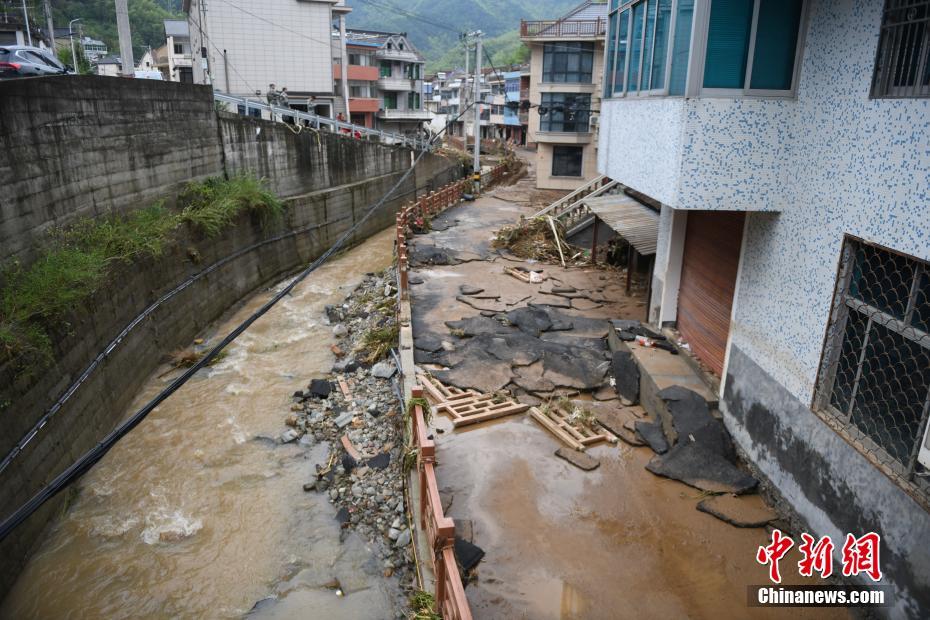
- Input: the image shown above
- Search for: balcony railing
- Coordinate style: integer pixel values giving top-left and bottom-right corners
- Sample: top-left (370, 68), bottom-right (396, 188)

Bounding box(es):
top-left (375, 47), bottom-right (421, 62)
top-left (378, 108), bottom-right (432, 120)
top-left (520, 18), bottom-right (607, 38)
top-left (378, 76), bottom-right (419, 91)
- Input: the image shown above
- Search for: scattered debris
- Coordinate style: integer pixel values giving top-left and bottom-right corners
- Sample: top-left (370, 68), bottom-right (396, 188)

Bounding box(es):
top-left (529, 398), bottom-right (617, 452)
top-left (697, 494), bottom-right (778, 528)
top-left (454, 536), bottom-right (485, 574)
top-left (634, 420), bottom-right (669, 454)
top-left (646, 445), bottom-right (758, 494)
top-left (493, 216), bottom-right (585, 264)
top-left (610, 350), bottom-right (640, 404)
top-left (459, 284), bottom-right (485, 296)
top-left (418, 373), bottom-right (529, 427)
top-left (555, 447), bottom-right (600, 471)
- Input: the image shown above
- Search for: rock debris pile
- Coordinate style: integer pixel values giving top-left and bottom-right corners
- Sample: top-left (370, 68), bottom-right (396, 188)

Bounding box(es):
top-left (278, 268), bottom-right (418, 612)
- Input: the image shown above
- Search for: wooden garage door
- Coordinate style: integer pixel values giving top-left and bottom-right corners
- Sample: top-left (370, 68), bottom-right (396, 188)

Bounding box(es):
top-left (677, 211), bottom-right (745, 376)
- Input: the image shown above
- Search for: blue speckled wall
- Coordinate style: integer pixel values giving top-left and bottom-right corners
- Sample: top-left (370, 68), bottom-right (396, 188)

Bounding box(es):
top-left (599, 0), bottom-right (930, 403)
top-left (732, 0), bottom-right (930, 404)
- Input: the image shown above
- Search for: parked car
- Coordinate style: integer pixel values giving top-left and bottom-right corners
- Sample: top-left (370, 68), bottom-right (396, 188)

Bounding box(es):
top-left (0, 45), bottom-right (69, 79)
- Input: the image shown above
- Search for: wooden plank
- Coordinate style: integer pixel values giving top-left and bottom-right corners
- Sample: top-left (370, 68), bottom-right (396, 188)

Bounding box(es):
top-left (529, 407), bottom-right (586, 451)
top-left (450, 402), bottom-right (530, 428)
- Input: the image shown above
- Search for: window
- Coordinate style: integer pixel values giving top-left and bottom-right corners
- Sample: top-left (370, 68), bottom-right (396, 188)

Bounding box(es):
top-left (703, 0), bottom-right (805, 92)
top-left (407, 91), bottom-right (420, 109)
top-left (551, 146), bottom-right (584, 177)
top-left (384, 92), bottom-right (397, 109)
top-left (606, 0), bottom-right (688, 96)
top-left (872, 0), bottom-right (930, 98)
top-left (816, 238), bottom-right (930, 490)
top-left (539, 92), bottom-right (591, 132)
top-left (348, 53), bottom-right (365, 66)
top-left (174, 43), bottom-right (183, 54)
top-left (380, 61), bottom-right (392, 78)
top-left (542, 42), bottom-right (594, 83)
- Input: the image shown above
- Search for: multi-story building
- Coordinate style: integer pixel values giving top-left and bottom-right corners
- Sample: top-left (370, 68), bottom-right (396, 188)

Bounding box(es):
top-left (521, 0), bottom-right (608, 189)
top-left (153, 19), bottom-right (194, 84)
top-left (333, 29), bottom-right (429, 133)
top-left (596, 0), bottom-right (930, 610)
top-left (81, 37), bottom-right (107, 61)
top-left (501, 69), bottom-right (529, 145)
top-left (184, 0), bottom-right (340, 117)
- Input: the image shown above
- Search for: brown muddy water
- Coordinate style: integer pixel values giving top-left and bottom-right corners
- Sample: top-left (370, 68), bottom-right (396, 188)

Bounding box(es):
top-left (0, 230), bottom-right (395, 620)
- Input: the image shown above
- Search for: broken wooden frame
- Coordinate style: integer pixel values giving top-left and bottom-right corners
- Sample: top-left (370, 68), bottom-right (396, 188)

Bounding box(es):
top-left (418, 374), bottom-right (529, 428)
top-left (529, 403), bottom-right (617, 452)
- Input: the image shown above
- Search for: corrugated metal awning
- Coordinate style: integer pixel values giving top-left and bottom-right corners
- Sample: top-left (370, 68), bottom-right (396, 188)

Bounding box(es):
top-left (583, 195), bottom-right (659, 255)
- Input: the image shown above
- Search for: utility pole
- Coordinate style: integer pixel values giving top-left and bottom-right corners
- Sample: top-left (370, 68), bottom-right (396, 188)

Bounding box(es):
top-left (21, 0), bottom-right (32, 46)
top-left (338, 14), bottom-right (350, 122)
top-left (472, 31), bottom-right (482, 180)
top-left (44, 0), bottom-right (55, 52)
top-left (463, 40), bottom-right (470, 155)
top-left (114, 0), bottom-right (134, 76)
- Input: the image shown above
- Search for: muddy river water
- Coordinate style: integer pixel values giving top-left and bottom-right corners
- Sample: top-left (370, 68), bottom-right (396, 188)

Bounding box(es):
top-left (1, 231), bottom-right (395, 619)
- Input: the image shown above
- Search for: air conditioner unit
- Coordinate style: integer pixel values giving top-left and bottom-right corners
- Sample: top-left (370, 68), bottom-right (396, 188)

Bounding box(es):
top-left (589, 114), bottom-right (599, 127)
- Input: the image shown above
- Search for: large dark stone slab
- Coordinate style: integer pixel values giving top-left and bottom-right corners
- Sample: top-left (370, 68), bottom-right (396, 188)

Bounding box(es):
top-left (645, 443), bottom-right (758, 494)
top-left (697, 494), bottom-right (777, 528)
top-left (414, 332), bottom-right (445, 353)
top-left (505, 306), bottom-right (553, 337)
top-left (445, 315), bottom-right (512, 337)
top-left (658, 386), bottom-right (734, 459)
top-left (634, 420), bottom-right (669, 454)
top-left (555, 447), bottom-right (600, 471)
top-left (611, 350), bottom-right (640, 403)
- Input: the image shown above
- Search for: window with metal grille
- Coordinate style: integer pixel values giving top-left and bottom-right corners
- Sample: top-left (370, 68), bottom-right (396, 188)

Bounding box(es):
top-left (872, 0), bottom-right (930, 98)
top-left (816, 238), bottom-right (930, 492)
top-left (539, 93), bottom-right (591, 132)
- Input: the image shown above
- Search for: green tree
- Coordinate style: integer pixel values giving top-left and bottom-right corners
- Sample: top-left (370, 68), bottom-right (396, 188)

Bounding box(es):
top-left (57, 43), bottom-right (92, 74)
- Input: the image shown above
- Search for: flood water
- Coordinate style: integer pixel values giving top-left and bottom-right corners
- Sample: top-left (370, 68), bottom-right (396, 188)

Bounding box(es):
top-left (1, 230), bottom-right (395, 619)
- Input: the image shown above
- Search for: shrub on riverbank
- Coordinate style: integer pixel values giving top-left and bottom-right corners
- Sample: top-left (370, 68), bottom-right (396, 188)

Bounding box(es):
top-left (0, 175), bottom-right (281, 376)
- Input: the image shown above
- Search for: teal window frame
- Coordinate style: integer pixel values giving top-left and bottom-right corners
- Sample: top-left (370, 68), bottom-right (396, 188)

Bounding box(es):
top-left (700, 0), bottom-right (808, 97)
top-left (602, 0), bottom-right (807, 99)
top-left (604, 0), bottom-right (684, 97)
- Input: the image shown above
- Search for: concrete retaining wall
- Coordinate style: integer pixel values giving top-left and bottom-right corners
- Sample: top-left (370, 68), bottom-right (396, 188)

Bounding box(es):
top-left (0, 78), bottom-right (459, 599)
top-left (0, 76), bottom-right (225, 266)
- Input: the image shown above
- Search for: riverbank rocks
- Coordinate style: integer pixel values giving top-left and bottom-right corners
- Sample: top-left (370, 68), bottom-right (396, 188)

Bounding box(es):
top-left (275, 267), bottom-right (414, 612)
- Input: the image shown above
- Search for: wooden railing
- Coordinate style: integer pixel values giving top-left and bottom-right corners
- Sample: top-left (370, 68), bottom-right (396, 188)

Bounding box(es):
top-left (392, 160), bottom-right (512, 620)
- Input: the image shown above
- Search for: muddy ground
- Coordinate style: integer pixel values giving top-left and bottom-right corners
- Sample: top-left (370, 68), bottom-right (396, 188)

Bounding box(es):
top-left (405, 152), bottom-right (848, 620)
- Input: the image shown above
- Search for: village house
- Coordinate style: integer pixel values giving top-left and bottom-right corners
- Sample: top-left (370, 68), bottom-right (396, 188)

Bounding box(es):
top-left (183, 0), bottom-right (341, 117)
top-left (521, 0), bottom-right (609, 189)
top-left (334, 29), bottom-right (430, 133)
top-left (153, 19), bottom-right (194, 83)
top-left (595, 0), bottom-right (930, 614)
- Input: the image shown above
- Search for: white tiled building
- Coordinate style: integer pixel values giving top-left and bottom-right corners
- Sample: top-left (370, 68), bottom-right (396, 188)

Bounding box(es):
top-left (597, 1), bottom-right (930, 614)
top-left (184, 0), bottom-right (340, 116)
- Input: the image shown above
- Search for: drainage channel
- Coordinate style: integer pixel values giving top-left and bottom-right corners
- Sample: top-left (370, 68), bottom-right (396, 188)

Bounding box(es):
top-left (0, 230), bottom-right (397, 619)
